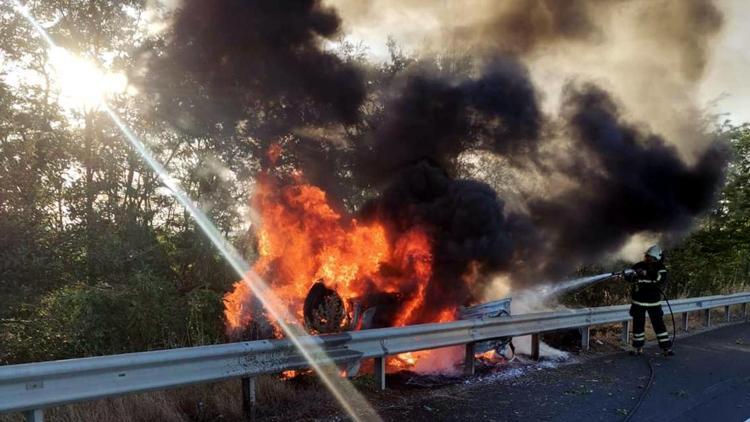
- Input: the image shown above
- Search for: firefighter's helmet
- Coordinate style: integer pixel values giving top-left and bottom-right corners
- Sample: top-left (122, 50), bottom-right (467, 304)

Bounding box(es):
top-left (645, 245), bottom-right (663, 260)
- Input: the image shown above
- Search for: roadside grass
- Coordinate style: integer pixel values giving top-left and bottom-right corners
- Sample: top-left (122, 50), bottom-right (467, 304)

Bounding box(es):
top-left (0, 374), bottom-right (348, 422)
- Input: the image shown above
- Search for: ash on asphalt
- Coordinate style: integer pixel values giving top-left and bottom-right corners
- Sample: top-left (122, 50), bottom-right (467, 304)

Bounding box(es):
top-left (384, 357), bottom-right (569, 391)
top-left (366, 322), bottom-right (750, 422)
top-left (371, 354), bottom-right (649, 421)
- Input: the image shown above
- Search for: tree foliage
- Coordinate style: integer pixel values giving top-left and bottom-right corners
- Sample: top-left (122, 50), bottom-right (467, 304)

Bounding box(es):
top-left (668, 124), bottom-right (750, 297)
top-left (0, 1), bottom-right (235, 363)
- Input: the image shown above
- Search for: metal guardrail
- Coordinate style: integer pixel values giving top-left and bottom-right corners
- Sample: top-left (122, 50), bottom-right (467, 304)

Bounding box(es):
top-left (1, 292), bottom-right (749, 421)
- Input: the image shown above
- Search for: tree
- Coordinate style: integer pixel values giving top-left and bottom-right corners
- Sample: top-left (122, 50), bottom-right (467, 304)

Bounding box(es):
top-left (668, 124), bottom-right (750, 297)
top-left (1, 1), bottom-right (238, 360)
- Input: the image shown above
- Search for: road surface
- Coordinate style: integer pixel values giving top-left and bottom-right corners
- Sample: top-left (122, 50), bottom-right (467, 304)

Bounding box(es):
top-left (376, 322), bottom-right (750, 421)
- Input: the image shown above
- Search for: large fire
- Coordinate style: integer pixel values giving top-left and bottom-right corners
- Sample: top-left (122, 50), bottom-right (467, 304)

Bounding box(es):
top-left (223, 173), bottom-right (464, 371)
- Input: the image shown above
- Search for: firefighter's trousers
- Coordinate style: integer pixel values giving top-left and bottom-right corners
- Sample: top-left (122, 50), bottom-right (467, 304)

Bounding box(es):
top-left (630, 303), bottom-right (672, 349)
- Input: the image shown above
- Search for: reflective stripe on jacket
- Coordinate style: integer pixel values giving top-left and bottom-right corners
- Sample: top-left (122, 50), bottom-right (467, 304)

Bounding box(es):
top-left (630, 260), bottom-right (667, 304)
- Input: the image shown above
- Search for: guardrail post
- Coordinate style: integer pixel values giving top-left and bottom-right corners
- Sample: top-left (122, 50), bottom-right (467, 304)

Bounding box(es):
top-left (581, 326), bottom-right (590, 352)
top-left (704, 309), bottom-right (711, 327)
top-left (464, 342), bottom-right (476, 375)
top-left (374, 356), bottom-right (386, 390)
top-left (725, 305), bottom-right (731, 323)
top-left (682, 312), bottom-right (689, 333)
top-left (531, 334), bottom-right (540, 361)
top-left (241, 377), bottom-right (256, 421)
top-left (621, 320), bottom-right (630, 344)
top-left (23, 409), bottom-right (43, 422)
top-left (744, 303), bottom-right (748, 321)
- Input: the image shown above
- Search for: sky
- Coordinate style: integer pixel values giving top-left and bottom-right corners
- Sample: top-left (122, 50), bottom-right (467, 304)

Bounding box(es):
top-left (699, 0), bottom-right (750, 124)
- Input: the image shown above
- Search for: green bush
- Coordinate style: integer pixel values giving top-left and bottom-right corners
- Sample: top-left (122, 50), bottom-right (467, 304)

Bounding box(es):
top-left (668, 230), bottom-right (750, 297)
top-left (186, 288), bottom-right (226, 346)
top-left (2, 272), bottom-right (226, 364)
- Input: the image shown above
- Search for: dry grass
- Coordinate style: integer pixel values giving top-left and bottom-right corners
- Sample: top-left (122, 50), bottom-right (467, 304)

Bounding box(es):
top-left (0, 374), bottom-right (354, 422)
top-left (0, 381), bottom-right (239, 422)
top-left (586, 303), bottom-right (747, 352)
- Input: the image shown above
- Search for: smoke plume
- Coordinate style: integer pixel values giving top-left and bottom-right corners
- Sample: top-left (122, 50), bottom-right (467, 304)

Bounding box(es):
top-left (638, 0), bottom-right (723, 81)
top-left (357, 57), bottom-right (542, 184)
top-left (143, 0), bottom-right (729, 309)
top-left (453, 0), bottom-right (612, 54)
top-left (522, 83), bottom-right (728, 279)
top-left (138, 0), bottom-right (365, 137)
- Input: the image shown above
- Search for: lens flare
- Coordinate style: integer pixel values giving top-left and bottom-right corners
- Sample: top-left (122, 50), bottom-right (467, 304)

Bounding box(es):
top-left (47, 47), bottom-right (127, 110)
top-left (11, 2), bottom-right (380, 420)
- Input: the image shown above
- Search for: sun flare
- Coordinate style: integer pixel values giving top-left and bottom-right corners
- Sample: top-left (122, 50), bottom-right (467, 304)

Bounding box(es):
top-left (48, 47), bottom-right (128, 110)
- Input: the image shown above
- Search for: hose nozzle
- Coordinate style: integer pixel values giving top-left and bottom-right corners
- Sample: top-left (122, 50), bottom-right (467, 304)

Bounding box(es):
top-left (611, 268), bottom-right (637, 283)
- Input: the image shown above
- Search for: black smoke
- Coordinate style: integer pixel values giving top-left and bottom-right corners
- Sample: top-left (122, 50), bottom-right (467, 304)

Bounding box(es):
top-left (346, 57), bottom-right (544, 319)
top-left (523, 84), bottom-right (727, 279)
top-left (357, 57), bottom-right (542, 185)
top-left (138, 0), bottom-right (365, 137)
top-left (358, 78), bottom-right (727, 293)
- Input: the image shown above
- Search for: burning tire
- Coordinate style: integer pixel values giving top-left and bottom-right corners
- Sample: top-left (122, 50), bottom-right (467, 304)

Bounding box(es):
top-left (303, 281), bottom-right (347, 334)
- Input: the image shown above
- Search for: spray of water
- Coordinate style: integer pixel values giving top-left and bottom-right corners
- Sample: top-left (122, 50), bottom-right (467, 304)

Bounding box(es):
top-left (534, 273), bottom-right (616, 300)
top-left (11, 2), bottom-right (380, 420)
top-left (507, 272), bottom-right (615, 359)
top-left (511, 272), bottom-right (617, 314)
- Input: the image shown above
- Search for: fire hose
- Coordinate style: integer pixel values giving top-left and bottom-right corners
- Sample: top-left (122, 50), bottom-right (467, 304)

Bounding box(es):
top-left (658, 286), bottom-right (678, 347)
top-left (517, 270), bottom-right (677, 420)
top-left (566, 270), bottom-right (677, 421)
top-left (615, 279), bottom-right (676, 422)
top-left (624, 355), bottom-right (655, 422)
top-left (607, 270), bottom-right (677, 346)
top-left (533, 270), bottom-right (677, 420)
top-left (512, 268), bottom-right (679, 420)
top-left (622, 286), bottom-right (677, 420)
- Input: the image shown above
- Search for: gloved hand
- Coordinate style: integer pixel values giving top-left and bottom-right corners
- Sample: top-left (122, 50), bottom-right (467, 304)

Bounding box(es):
top-left (622, 268), bottom-right (637, 282)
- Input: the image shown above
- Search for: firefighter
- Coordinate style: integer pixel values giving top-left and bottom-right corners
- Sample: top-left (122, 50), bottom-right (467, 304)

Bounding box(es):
top-left (624, 245), bottom-right (673, 356)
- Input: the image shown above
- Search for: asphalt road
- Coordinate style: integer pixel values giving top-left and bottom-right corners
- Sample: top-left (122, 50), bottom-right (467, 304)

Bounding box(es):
top-left (376, 322), bottom-right (750, 422)
top-left (636, 322), bottom-right (750, 422)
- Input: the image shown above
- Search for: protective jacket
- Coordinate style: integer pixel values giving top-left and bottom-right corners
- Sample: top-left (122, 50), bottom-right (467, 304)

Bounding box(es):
top-left (628, 260), bottom-right (667, 306)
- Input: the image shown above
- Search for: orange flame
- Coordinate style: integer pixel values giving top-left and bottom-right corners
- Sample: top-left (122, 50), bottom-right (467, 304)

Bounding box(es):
top-left (224, 282), bottom-right (251, 330)
top-left (223, 174), bottom-right (460, 371)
